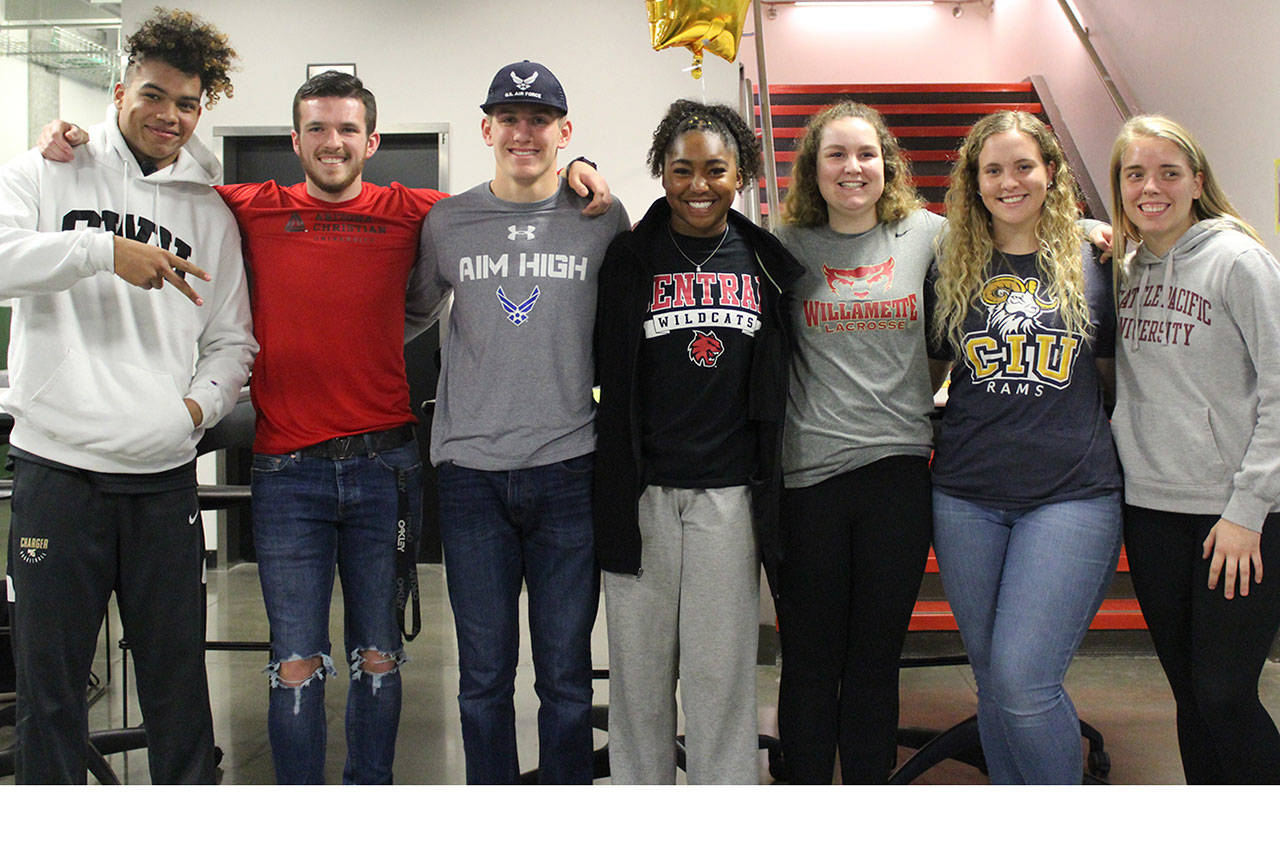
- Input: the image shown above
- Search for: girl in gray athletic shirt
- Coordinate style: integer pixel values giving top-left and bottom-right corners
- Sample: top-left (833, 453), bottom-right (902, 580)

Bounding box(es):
top-left (773, 101), bottom-right (946, 783)
top-left (1109, 115), bottom-right (1280, 783)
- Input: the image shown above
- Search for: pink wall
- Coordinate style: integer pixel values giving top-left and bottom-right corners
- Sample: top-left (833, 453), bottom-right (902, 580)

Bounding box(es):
top-left (743, 0), bottom-right (1279, 253)
top-left (742, 3), bottom-right (1001, 83)
top-left (741, 1), bottom-right (1128, 228)
top-left (1071, 0), bottom-right (1280, 254)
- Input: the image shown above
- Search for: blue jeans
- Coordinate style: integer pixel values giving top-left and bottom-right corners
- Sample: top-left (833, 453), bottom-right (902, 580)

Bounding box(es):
top-left (438, 454), bottom-right (598, 784)
top-left (932, 490), bottom-right (1121, 784)
top-left (252, 438), bottom-right (422, 785)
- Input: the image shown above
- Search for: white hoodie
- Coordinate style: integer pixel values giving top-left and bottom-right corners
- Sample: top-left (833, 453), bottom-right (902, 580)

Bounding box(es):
top-left (0, 107), bottom-right (257, 474)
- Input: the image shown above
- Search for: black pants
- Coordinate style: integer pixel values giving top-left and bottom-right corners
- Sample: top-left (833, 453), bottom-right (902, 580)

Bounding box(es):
top-left (1124, 504), bottom-right (1280, 784)
top-left (777, 455), bottom-right (931, 783)
top-left (6, 459), bottom-right (215, 784)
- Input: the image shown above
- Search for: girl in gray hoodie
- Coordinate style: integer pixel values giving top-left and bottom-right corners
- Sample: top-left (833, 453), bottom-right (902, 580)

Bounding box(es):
top-left (1110, 114), bottom-right (1280, 784)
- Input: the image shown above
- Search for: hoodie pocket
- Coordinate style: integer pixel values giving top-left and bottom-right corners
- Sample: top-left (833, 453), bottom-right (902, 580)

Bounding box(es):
top-left (25, 348), bottom-right (197, 465)
top-left (1111, 400), bottom-right (1228, 486)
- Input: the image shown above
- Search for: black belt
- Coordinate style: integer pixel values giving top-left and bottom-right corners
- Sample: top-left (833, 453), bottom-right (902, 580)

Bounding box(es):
top-left (298, 424), bottom-right (416, 460)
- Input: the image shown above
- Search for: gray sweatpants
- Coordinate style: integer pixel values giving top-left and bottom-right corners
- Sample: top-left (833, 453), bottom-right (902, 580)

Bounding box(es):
top-left (603, 485), bottom-right (759, 784)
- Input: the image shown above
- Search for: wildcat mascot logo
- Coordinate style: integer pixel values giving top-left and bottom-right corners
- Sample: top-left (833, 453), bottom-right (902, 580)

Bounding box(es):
top-left (688, 330), bottom-right (724, 367)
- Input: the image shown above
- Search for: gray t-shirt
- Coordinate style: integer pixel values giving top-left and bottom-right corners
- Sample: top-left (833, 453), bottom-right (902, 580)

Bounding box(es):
top-left (412, 178), bottom-right (629, 470)
top-left (776, 208), bottom-right (943, 489)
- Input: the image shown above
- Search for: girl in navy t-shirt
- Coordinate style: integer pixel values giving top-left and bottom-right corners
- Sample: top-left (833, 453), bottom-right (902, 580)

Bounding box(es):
top-left (928, 110), bottom-right (1122, 784)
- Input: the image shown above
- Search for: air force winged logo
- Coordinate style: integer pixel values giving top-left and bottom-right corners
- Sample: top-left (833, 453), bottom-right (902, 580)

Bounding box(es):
top-left (688, 330), bottom-right (724, 367)
top-left (511, 71), bottom-right (538, 90)
top-left (497, 286), bottom-right (540, 326)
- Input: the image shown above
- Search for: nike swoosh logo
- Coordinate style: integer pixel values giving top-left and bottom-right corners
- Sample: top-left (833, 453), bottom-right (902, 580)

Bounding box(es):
top-left (188, 512), bottom-right (199, 525)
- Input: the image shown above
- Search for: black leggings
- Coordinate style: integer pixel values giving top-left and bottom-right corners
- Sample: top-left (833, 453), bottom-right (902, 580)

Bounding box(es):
top-left (1124, 505), bottom-right (1280, 784)
top-left (777, 455), bottom-right (931, 783)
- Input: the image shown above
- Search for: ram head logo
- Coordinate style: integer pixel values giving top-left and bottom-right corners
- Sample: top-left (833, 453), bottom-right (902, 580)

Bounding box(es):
top-left (980, 274), bottom-right (1057, 338)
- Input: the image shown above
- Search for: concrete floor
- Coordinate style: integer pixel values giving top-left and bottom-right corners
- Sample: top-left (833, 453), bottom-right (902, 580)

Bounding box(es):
top-left (6, 560), bottom-right (1280, 786)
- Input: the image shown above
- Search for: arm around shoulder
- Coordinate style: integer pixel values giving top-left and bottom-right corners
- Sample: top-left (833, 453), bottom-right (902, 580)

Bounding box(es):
top-left (405, 210), bottom-right (452, 342)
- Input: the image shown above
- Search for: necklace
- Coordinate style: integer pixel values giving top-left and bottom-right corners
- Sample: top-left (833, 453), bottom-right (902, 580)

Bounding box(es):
top-left (668, 223), bottom-right (729, 274)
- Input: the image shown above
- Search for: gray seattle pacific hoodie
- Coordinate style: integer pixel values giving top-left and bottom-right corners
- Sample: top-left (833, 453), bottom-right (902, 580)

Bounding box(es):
top-left (1110, 219), bottom-right (1280, 531)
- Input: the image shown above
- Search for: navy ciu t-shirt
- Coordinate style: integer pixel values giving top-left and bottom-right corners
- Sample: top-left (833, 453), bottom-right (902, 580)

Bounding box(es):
top-left (639, 221), bottom-right (764, 487)
top-left (929, 247), bottom-right (1121, 508)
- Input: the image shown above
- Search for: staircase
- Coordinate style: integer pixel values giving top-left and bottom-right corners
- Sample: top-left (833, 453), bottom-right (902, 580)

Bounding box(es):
top-left (754, 81), bottom-right (1046, 218)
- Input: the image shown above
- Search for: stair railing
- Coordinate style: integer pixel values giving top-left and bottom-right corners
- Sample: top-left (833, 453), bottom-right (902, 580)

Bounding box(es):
top-left (1054, 0), bottom-right (1134, 120)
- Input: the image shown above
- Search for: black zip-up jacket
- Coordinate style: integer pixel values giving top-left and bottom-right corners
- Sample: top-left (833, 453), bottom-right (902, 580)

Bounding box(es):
top-left (592, 197), bottom-right (804, 599)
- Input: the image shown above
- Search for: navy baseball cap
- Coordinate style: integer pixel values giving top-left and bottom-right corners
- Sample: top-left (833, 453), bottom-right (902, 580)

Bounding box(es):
top-left (481, 60), bottom-right (567, 114)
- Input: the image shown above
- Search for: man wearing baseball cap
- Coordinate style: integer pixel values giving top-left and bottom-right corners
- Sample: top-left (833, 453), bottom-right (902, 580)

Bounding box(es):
top-left (411, 60), bottom-right (629, 784)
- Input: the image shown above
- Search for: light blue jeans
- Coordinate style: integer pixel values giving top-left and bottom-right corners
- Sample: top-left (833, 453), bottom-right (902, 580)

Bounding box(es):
top-left (932, 490), bottom-right (1121, 784)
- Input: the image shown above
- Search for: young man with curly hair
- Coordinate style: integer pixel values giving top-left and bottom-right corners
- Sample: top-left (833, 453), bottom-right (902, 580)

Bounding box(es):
top-left (0, 8), bottom-right (256, 784)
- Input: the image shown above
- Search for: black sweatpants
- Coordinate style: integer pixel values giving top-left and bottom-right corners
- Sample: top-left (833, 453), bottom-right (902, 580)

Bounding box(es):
top-left (6, 458), bottom-right (215, 784)
top-left (777, 455), bottom-right (931, 783)
top-left (1124, 504), bottom-right (1280, 784)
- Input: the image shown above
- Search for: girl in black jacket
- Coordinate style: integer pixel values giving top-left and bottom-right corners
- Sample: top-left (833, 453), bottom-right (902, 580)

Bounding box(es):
top-left (593, 100), bottom-right (803, 783)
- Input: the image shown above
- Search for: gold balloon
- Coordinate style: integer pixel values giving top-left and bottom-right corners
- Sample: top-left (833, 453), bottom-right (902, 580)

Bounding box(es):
top-left (647, 0), bottom-right (752, 79)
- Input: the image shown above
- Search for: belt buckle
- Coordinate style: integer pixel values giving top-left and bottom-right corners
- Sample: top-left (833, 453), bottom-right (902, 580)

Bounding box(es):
top-left (333, 435), bottom-right (357, 459)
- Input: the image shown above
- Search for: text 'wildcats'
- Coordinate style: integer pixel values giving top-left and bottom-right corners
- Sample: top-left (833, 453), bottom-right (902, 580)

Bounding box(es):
top-left (643, 272), bottom-right (762, 339)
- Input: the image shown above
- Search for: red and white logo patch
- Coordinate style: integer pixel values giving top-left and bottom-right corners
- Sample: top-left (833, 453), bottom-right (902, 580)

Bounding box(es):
top-left (823, 258), bottom-right (895, 299)
top-left (687, 330), bottom-right (724, 367)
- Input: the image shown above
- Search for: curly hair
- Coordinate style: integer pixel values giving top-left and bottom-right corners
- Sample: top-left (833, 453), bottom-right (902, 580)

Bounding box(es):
top-left (781, 100), bottom-right (922, 228)
top-left (1109, 114), bottom-right (1262, 292)
top-left (646, 99), bottom-right (762, 186)
top-left (125, 7), bottom-right (237, 107)
top-left (933, 110), bottom-right (1091, 356)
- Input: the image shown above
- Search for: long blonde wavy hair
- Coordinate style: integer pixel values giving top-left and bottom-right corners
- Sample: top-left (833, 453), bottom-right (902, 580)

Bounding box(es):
top-left (1109, 114), bottom-right (1262, 291)
top-left (933, 110), bottom-right (1091, 356)
top-left (781, 100), bottom-right (922, 228)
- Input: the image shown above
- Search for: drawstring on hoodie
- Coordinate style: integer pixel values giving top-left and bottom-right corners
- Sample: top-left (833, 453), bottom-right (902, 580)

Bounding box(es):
top-left (1127, 255), bottom-right (1176, 353)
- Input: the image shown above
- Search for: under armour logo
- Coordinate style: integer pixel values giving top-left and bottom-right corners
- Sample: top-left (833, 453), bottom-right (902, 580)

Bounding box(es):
top-left (511, 71), bottom-right (538, 91)
top-left (497, 286), bottom-right (540, 326)
top-left (508, 224), bottom-right (536, 241)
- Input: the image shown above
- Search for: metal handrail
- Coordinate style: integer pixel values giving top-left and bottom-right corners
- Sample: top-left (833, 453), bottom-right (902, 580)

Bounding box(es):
top-left (1054, 0), bottom-right (1134, 119)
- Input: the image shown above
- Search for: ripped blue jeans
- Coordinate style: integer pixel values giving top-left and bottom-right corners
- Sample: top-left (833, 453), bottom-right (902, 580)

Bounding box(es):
top-left (252, 438), bottom-right (422, 785)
